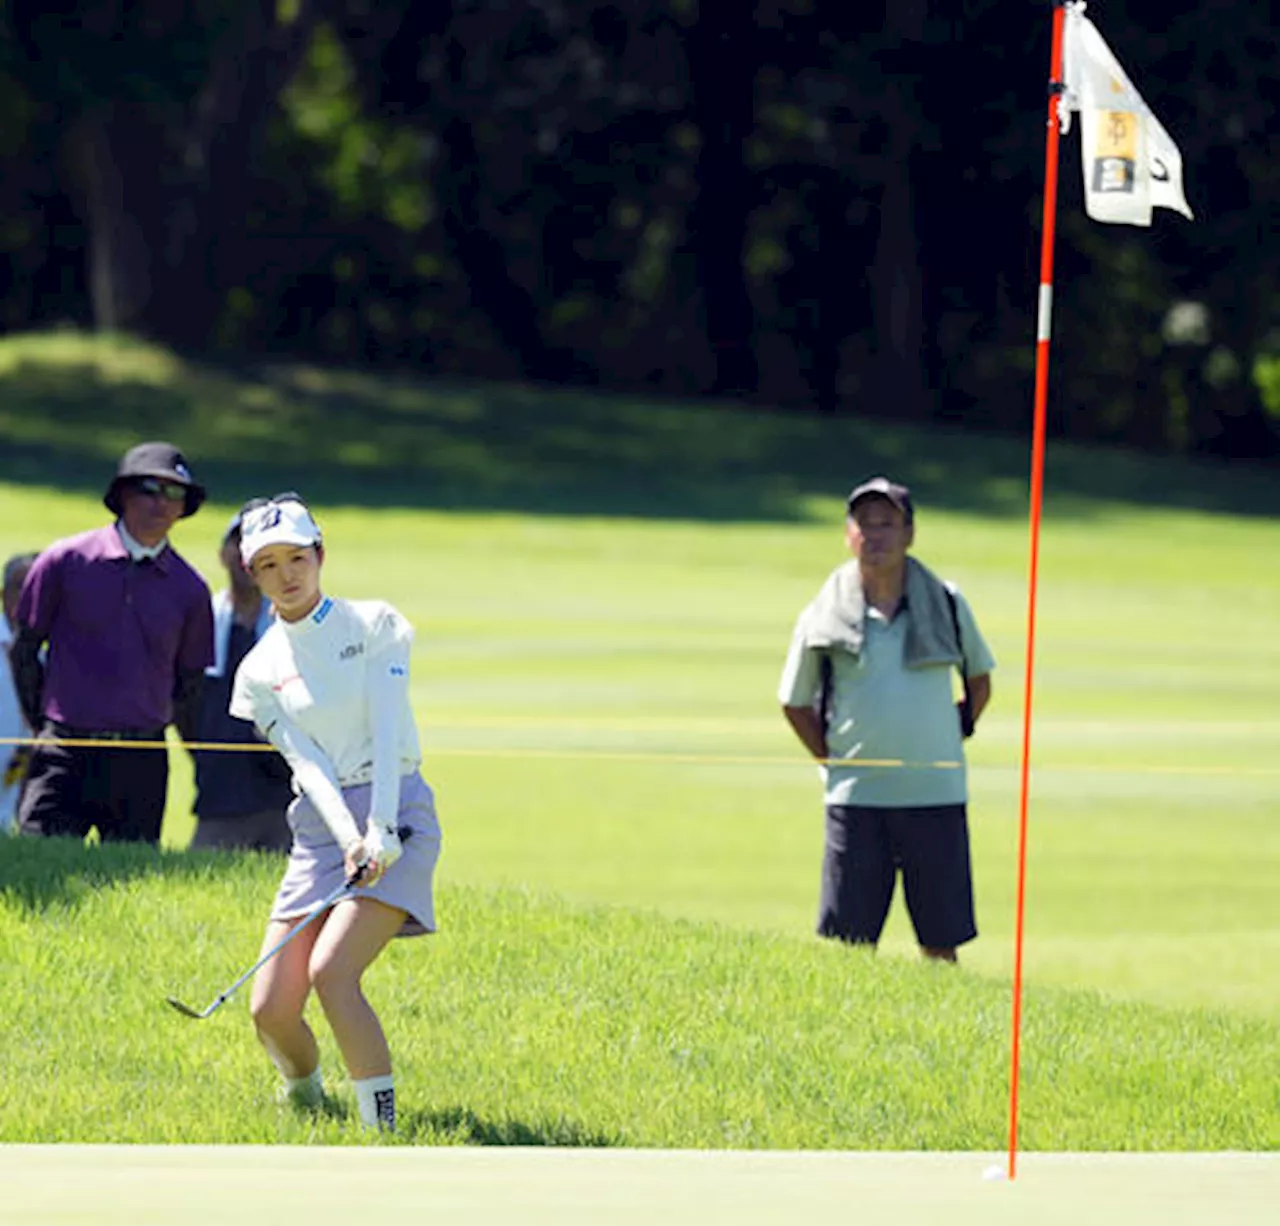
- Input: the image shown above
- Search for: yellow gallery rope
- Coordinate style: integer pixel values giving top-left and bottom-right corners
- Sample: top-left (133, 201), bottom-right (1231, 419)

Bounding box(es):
top-left (0, 735), bottom-right (1276, 776)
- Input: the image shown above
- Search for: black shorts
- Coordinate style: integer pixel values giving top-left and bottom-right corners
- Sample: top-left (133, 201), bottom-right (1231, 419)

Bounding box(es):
top-left (818, 803), bottom-right (977, 950)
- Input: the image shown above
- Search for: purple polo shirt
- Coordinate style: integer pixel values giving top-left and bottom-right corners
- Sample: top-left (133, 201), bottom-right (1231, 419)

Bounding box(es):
top-left (16, 524), bottom-right (214, 731)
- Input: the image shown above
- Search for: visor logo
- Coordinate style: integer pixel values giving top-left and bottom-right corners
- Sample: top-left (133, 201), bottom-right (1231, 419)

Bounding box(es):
top-left (244, 505), bottom-right (282, 535)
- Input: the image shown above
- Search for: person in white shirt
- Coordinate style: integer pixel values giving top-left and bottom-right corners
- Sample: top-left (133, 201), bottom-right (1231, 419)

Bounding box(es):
top-left (230, 494), bottom-right (443, 1133)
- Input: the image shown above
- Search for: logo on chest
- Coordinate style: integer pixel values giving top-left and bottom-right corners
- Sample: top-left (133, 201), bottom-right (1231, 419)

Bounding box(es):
top-left (339, 643), bottom-right (365, 661)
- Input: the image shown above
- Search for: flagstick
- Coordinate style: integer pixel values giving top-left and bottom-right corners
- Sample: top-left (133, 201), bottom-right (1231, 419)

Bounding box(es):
top-left (1007, 0), bottom-right (1067, 1183)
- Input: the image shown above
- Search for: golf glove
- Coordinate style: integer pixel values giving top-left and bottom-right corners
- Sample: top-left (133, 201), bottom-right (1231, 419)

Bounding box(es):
top-left (364, 820), bottom-right (403, 874)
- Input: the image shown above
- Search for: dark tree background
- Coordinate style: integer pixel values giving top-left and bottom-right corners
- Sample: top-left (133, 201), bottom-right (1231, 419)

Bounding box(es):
top-left (0, 0), bottom-right (1276, 458)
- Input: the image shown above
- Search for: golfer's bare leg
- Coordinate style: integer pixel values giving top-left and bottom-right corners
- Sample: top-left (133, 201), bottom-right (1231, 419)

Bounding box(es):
top-left (308, 897), bottom-right (406, 1079)
top-left (921, 945), bottom-right (958, 963)
top-left (250, 918), bottom-right (323, 1077)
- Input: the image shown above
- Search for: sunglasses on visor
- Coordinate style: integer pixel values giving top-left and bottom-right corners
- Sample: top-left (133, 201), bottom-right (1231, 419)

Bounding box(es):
top-left (239, 491), bottom-right (305, 514)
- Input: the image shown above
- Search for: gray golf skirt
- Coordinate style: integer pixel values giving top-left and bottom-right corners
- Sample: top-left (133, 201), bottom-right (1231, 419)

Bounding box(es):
top-left (272, 772), bottom-right (442, 937)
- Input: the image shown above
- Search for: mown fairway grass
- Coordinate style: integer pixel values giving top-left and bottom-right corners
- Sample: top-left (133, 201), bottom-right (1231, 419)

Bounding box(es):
top-left (0, 333), bottom-right (1277, 1153)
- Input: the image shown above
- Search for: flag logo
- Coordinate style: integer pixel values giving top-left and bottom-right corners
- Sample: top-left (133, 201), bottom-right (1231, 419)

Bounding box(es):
top-left (1062, 4), bottom-right (1193, 227)
top-left (1092, 111), bottom-right (1137, 195)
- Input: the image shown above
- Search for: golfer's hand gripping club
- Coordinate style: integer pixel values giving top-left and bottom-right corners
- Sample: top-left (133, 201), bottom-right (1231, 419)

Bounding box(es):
top-left (345, 820), bottom-right (413, 888)
top-left (346, 820), bottom-right (406, 886)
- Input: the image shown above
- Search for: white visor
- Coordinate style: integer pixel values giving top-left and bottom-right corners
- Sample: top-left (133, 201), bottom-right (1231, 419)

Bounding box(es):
top-left (240, 499), bottom-right (322, 568)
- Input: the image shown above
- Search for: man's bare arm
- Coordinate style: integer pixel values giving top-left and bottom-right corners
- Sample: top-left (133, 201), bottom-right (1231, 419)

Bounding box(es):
top-left (968, 673), bottom-right (991, 726)
top-left (781, 704), bottom-right (827, 761)
top-left (10, 627), bottom-right (45, 730)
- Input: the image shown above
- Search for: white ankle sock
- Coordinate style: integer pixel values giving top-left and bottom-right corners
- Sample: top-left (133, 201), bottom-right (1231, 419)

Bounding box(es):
top-left (353, 1074), bottom-right (396, 1131)
top-left (284, 1067), bottom-right (325, 1107)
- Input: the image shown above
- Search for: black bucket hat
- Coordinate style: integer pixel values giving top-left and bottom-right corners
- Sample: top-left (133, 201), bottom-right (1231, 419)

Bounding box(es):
top-left (103, 441), bottom-right (207, 519)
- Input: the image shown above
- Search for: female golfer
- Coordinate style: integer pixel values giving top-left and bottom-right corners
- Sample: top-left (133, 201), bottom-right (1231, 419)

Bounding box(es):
top-left (229, 493), bottom-right (441, 1132)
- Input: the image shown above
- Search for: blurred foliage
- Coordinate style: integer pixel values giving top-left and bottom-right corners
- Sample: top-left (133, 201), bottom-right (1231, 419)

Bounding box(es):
top-left (0, 0), bottom-right (1275, 459)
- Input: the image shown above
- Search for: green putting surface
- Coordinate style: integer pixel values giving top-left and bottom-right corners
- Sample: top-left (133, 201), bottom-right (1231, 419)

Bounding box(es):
top-left (3, 1148), bottom-right (1275, 1225)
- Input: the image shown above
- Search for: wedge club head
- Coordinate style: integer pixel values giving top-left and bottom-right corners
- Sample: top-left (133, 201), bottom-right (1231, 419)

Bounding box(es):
top-left (166, 995), bottom-right (220, 1021)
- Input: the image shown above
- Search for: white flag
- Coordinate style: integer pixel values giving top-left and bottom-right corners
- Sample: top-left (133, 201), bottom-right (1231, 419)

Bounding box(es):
top-left (1062, 3), bottom-right (1193, 226)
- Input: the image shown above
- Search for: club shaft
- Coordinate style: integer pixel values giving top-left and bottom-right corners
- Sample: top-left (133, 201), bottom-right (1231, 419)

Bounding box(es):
top-left (207, 877), bottom-right (354, 1012)
top-left (173, 828), bottom-right (411, 1019)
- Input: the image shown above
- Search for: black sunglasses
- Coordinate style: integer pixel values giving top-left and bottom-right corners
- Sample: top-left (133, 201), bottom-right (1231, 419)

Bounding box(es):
top-left (133, 477), bottom-right (189, 502)
top-left (239, 490), bottom-right (305, 514)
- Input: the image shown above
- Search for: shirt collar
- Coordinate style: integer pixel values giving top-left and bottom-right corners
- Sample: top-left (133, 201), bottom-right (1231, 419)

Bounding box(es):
top-left (866, 592), bottom-right (908, 624)
top-left (115, 521), bottom-right (170, 562)
top-left (281, 595), bottom-right (334, 638)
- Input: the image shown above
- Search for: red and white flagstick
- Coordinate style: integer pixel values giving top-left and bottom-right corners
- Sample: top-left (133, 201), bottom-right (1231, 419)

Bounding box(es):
top-left (1006, 0), bottom-right (1068, 1182)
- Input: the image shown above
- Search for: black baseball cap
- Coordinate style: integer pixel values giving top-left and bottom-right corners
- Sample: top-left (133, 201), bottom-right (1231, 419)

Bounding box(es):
top-left (846, 476), bottom-right (913, 523)
top-left (103, 441), bottom-right (207, 519)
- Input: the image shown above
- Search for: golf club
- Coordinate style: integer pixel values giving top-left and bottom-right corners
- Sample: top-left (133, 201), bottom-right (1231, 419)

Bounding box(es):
top-left (166, 826), bottom-right (413, 1021)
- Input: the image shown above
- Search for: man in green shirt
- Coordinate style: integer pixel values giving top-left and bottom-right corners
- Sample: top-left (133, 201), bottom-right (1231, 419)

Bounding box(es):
top-left (778, 478), bottom-right (995, 962)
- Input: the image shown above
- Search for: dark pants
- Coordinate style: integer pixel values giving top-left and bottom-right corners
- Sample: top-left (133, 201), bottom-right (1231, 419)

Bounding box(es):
top-left (191, 807), bottom-right (290, 852)
top-left (818, 803), bottom-right (977, 950)
top-left (18, 723), bottom-right (169, 845)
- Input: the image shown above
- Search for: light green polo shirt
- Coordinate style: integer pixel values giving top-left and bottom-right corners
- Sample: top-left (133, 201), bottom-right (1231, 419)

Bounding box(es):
top-left (778, 587), bottom-right (995, 808)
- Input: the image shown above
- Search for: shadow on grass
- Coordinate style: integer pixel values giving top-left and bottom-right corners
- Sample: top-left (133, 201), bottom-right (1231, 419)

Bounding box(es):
top-left (292, 1094), bottom-right (353, 1127)
top-left (288, 1094), bottom-right (603, 1148)
top-left (401, 1105), bottom-right (619, 1148)
top-left (1, 336), bottom-right (1277, 524)
top-left (0, 834), bottom-right (272, 914)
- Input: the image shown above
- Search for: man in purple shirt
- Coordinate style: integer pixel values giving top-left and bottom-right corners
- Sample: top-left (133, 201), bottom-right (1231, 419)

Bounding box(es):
top-left (11, 441), bottom-right (215, 844)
